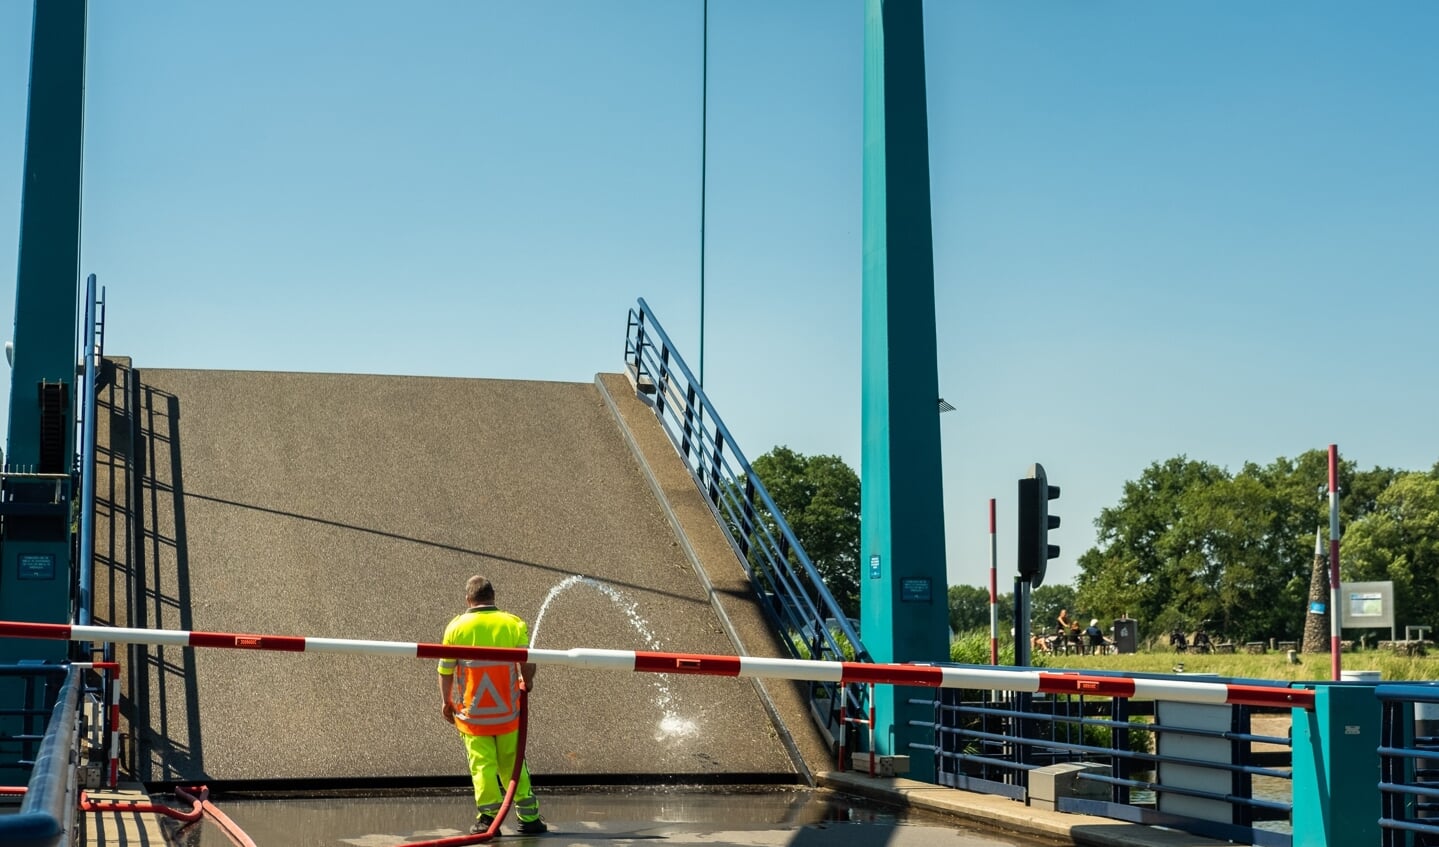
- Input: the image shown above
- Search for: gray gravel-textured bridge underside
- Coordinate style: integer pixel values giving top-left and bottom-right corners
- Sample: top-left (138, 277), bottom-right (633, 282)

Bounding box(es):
top-left (91, 363), bottom-right (829, 785)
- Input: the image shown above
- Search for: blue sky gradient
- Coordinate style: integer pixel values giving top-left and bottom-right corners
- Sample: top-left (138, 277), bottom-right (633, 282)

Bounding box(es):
top-left (3, 2), bottom-right (1437, 589)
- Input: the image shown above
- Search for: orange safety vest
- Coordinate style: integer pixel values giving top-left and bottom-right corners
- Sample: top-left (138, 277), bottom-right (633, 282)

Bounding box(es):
top-left (438, 607), bottom-right (529, 736)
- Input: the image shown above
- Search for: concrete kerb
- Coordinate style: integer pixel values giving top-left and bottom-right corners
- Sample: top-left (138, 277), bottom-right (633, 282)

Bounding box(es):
top-left (592, 372), bottom-right (825, 783)
top-left (818, 771), bottom-right (1236, 847)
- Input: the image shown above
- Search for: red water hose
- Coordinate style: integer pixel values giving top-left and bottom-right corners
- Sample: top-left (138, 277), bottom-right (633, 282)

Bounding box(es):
top-left (78, 785), bottom-right (253, 846)
top-left (401, 685), bottom-right (531, 846)
top-left (50, 686), bottom-right (531, 846)
top-left (175, 785), bottom-right (259, 847)
top-left (79, 784), bottom-right (204, 822)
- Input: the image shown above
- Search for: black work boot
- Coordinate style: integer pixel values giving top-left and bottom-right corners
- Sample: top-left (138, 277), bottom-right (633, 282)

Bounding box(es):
top-left (472, 813), bottom-right (500, 835)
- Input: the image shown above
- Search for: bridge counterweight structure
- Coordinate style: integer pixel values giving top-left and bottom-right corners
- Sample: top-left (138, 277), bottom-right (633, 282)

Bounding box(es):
top-left (0, 620), bottom-right (1314, 711)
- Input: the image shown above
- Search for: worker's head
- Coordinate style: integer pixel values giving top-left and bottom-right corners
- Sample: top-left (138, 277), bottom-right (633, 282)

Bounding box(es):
top-left (465, 575), bottom-right (496, 606)
top-left (1090, 619), bottom-right (1099, 627)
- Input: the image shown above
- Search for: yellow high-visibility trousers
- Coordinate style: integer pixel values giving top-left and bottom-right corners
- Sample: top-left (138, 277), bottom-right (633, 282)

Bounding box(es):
top-left (461, 729), bottom-right (541, 823)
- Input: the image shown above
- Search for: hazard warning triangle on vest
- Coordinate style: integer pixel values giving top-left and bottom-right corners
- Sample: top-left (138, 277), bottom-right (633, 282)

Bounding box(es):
top-left (463, 669), bottom-right (512, 718)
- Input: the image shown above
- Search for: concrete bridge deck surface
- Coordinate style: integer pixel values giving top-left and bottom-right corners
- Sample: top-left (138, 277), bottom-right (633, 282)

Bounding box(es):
top-left (90, 362), bottom-right (827, 785)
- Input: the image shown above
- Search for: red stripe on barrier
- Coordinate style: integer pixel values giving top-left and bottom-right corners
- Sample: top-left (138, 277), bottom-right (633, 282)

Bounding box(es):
top-left (1038, 674), bottom-right (1137, 699)
top-left (0, 621), bottom-right (72, 641)
top-left (634, 652), bottom-right (740, 676)
top-left (1226, 684), bottom-right (1314, 710)
top-left (840, 663), bottom-right (944, 687)
top-left (416, 643), bottom-right (531, 663)
top-left (188, 632), bottom-right (306, 652)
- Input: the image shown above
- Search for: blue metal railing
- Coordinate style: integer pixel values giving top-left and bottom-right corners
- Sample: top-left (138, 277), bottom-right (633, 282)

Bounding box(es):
top-left (1378, 682), bottom-right (1439, 846)
top-left (0, 665), bottom-right (83, 847)
top-left (75, 273), bottom-right (103, 629)
top-left (623, 299), bottom-right (869, 742)
top-left (913, 666), bottom-right (1296, 847)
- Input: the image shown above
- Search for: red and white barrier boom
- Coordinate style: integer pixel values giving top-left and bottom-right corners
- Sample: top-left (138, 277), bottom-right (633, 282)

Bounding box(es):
top-left (0, 620), bottom-right (1314, 710)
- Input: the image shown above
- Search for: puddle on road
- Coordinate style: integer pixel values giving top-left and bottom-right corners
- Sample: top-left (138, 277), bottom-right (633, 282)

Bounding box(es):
top-left (171, 786), bottom-right (1051, 847)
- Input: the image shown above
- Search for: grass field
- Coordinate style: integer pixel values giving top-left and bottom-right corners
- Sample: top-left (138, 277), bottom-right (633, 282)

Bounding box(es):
top-left (1041, 647), bottom-right (1438, 682)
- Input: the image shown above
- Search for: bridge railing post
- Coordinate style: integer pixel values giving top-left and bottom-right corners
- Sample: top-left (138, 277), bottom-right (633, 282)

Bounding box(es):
top-left (1292, 682), bottom-right (1382, 846)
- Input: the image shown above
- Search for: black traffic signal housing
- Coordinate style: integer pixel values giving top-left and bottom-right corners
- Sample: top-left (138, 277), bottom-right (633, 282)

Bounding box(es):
top-left (1018, 463), bottom-right (1060, 587)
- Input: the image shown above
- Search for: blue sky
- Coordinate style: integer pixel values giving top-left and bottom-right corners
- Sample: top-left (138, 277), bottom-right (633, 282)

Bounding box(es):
top-left (3, 1), bottom-right (1437, 592)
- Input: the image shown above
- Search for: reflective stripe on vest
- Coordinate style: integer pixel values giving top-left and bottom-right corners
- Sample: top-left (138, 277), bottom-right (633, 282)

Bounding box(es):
top-left (451, 659), bottom-right (520, 732)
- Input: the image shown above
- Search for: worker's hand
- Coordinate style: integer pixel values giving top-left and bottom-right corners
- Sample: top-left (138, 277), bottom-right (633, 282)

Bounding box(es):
top-left (441, 703), bottom-right (455, 724)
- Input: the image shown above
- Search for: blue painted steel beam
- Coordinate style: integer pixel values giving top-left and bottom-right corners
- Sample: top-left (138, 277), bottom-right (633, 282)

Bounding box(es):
top-left (859, 0), bottom-right (949, 769)
top-left (7, 0), bottom-right (85, 460)
top-left (2, 0), bottom-right (87, 663)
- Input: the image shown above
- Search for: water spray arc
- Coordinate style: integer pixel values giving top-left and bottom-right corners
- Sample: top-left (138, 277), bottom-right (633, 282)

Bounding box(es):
top-left (533, 575), bottom-right (697, 741)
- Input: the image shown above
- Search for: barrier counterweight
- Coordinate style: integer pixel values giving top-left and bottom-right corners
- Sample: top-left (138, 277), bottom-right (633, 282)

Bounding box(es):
top-left (0, 620), bottom-right (1314, 710)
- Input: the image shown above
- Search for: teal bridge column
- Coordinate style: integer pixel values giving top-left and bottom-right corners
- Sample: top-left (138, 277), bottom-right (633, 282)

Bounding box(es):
top-left (1291, 683), bottom-right (1382, 847)
top-left (859, 0), bottom-right (949, 772)
top-left (1, 0), bottom-right (87, 664)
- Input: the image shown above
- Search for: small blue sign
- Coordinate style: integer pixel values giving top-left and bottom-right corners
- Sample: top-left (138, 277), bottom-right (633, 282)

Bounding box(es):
top-left (901, 577), bottom-right (931, 603)
top-left (869, 554), bottom-right (881, 580)
top-left (1309, 601), bottom-right (1326, 614)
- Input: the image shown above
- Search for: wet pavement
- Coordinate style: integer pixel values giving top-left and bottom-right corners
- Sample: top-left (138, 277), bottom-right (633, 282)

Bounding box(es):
top-left (172, 787), bottom-right (1058, 847)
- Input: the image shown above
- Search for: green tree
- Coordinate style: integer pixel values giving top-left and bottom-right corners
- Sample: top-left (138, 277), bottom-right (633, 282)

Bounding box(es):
top-left (1076, 457), bottom-right (1232, 634)
top-left (947, 583), bottom-right (1015, 640)
top-left (1341, 471), bottom-right (1439, 630)
top-left (749, 446), bottom-right (861, 617)
top-left (1076, 451), bottom-right (1406, 643)
top-left (946, 583), bottom-right (990, 634)
top-left (1031, 583), bottom-right (1077, 635)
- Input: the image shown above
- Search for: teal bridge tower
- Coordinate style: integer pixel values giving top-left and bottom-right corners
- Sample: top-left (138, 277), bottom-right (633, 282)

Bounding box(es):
top-left (1, 0), bottom-right (87, 666)
top-left (859, 0), bottom-right (951, 772)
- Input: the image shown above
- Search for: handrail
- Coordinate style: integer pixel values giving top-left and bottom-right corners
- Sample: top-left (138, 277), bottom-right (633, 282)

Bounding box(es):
top-left (624, 298), bottom-right (867, 662)
top-left (924, 679), bottom-right (1295, 847)
top-left (1376, 682), bottom-right (1439, 845)
top-left (77, 273), bottom-right (100, 627)
top-left (0, 665), bottom-right (83, 847)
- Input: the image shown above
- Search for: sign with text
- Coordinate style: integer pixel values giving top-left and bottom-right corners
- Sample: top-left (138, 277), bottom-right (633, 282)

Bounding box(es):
top-left (1338, 580), bottom-right (1395, 629)
top-left (17, 554), bottom-right (55, 581)
top-left (900, 577), bottom-right (931, 603)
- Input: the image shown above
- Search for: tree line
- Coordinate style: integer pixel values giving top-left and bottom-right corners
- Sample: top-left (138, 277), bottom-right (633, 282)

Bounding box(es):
top-left (747, 446), bottom-right (1439, 645)
top-left (1074, 450), bottom-right (1439, 643)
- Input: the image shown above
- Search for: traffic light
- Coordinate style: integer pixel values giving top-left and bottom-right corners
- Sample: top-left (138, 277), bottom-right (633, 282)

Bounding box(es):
top-left (1018, 463), bottom-right (1060, 587)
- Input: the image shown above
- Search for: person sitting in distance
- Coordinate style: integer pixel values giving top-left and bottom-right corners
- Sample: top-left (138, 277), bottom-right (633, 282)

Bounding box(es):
top-left (1085, 619), bottom-right (1111, 655)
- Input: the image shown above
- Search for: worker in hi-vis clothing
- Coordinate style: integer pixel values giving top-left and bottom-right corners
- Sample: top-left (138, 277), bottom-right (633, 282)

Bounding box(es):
top-left (438, 575), bottom-right (548, 836)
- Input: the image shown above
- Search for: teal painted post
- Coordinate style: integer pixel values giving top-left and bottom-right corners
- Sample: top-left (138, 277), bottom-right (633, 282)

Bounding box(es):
top-left (1291, 684), bottom-right (1382, 846)
top-left (2, 0), bottom-right (87, 664)
top-left (859, 0), bottom-right (949, 771)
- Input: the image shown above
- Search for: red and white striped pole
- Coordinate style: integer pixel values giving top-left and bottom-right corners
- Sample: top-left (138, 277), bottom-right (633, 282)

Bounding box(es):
top-left (988, 498), bottom-right (998, 666)
top-left (72, 661), bottom-right (121, 788)
top-left (1328, 443), bottom-right (1342, 681)
top-left (0, 620), bottom-right (1315, 711)
top-left (108, 667), bottom-right (121, 787)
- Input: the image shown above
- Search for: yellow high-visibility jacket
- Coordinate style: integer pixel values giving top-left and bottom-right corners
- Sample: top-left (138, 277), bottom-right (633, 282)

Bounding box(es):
top-left (438, 607), bottom-right (529, 736)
